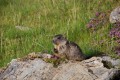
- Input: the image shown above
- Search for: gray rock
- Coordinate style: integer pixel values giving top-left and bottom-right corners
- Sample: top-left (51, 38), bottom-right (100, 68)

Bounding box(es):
top-left (0, 56), bottom-right (120, 80)
top-left (101, 56), bottom-right (120, 68)
top-left (0, 59), bottom-right (56, 80)
top-left (110, 6), bottom-right (120, 23)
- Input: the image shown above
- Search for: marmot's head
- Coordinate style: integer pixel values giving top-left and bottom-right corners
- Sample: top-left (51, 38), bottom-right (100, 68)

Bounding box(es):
top-left (52, 34), bottom-right (67, 45)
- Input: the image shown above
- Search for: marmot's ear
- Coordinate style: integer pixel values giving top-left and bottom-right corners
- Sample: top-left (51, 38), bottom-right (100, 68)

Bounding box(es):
top-left (62, 33), bottom-right (67, 39)
top-left (54, 34), bottom-right (63, 38)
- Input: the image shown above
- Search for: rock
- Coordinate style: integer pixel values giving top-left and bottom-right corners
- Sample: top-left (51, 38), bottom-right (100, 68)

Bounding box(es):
top-left (0, 55), bottom-right (120, 80)
top-left (53, 57), bottom-right (120, 80)
top-left (110, 7), bottom-right (120, 23)
top-left (15, 26), bottom-right (31, 31)
top-left (101, 56), bottom-right (120, 69)
top-left (28, 52), bottom-right (53, 59)
top-left (0, 59), bottom-right (57, 80)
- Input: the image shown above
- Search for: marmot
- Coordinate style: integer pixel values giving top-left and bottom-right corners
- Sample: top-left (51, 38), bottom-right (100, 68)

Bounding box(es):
top-left (52, 34), bottom-right (86, 61)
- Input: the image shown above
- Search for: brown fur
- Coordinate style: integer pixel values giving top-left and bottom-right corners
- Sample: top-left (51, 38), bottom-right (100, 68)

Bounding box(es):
top-left (52, 34), bottom-right (86, 61)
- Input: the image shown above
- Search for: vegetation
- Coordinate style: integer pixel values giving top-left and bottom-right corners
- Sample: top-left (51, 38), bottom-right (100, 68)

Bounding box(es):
top-left (0, 0), bottom-right (120, 67)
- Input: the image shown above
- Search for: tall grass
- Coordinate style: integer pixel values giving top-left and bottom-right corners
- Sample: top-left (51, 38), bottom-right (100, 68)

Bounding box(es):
top-left (0, 0), bottom-right (120, 67)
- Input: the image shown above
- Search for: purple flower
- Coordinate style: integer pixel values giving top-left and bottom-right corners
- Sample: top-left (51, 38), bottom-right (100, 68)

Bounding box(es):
top-left (86, 23), bottom-right (94, 28)
top-left (86, 12), bottom-right (107, 30)
top-left (109, 27), bottom-right (120, 39)
top-left (95, 12), bottom-right (101, 17)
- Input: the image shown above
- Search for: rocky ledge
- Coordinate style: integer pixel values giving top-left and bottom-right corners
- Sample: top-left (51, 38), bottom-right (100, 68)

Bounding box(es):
top-left (0, 53), bottom-right (120, 80)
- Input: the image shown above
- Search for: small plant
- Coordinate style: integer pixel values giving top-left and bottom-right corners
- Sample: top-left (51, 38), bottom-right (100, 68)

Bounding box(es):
top-left (109, 22), bottom-right (120, 43)
top-left (86, 11), bottom-right (109, 30)
top-left (42, 54), bottom-right (66, 67)
top-left (109, 22), bottom-right (120, 56)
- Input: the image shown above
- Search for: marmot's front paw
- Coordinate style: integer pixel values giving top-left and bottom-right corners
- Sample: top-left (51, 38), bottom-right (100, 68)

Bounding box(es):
top-left (54, 48), bottom-right (58, 53)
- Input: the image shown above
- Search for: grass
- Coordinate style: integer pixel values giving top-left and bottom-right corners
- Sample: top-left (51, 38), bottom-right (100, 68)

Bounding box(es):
top-left (0, 0), bottom-right (120, 67)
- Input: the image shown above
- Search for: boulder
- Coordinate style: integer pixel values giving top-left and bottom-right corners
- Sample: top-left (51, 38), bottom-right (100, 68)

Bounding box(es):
top-left (0, 56), bottom-right (120, 80)
top-left (110, 7), bottom-right (120, 23)
top-left (0, 59), bottom-right (57, 80)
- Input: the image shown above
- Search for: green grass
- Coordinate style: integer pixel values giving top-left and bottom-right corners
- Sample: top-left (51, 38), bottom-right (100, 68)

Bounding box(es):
top-left (0, 0), bottom-right (120, 67)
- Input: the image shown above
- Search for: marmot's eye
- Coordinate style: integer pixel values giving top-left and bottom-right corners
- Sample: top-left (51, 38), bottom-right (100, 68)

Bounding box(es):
top-left (57, 36), bottom-right (62, 39)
